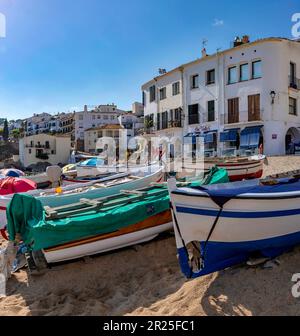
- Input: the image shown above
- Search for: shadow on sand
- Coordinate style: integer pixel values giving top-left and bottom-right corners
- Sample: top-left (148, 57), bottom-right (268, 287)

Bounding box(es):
top-left (201, 248), bottom-right (300, 316)
top-left (5, 233), bottom-right (187, 316)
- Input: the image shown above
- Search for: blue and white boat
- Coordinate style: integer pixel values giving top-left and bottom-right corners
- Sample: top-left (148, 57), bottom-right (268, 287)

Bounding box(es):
top-left (168, 176), bottom-right (300, 279)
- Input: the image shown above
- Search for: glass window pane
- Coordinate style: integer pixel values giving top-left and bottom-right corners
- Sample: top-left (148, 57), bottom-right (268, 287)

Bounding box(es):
top-left (228, 67), bottom-right (237, 84)
top-left (252, 61), bottom-right (262, 79)
top-left (240, 64), bottom-right (249, 81)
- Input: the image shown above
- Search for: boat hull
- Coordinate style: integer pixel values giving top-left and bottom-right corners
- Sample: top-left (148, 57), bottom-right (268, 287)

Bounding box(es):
top-left (169, 182), bottom-right (300, 278)
top-left (43, 210), bottom-right (173, 263)
top-left (178, 155), bottom-right (265, 181)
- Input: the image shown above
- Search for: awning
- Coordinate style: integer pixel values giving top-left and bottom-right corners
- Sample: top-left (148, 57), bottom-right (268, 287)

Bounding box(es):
top-left (204, 130), bottom-right (217, 144)
top-left (184, 132), bottom-right (202, 145)
top-left (240, 126), bottom-right (263, 149)
top-left (184, 130), bottom-right (217, 144)
top-left (220, 129), bottom-right (239, 142)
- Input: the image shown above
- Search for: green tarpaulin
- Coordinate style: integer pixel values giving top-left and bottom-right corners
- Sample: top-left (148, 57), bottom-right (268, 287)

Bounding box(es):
top-left (6, 167), bottom-right (229, 251)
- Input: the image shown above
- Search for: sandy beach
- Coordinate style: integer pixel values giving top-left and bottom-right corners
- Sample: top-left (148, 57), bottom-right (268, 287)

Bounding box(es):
top-left (1, 156), bottom-right (300, 316)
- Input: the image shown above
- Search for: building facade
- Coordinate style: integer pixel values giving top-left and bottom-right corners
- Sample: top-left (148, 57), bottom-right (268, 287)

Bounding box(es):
top-left (84, 124), bottom-right (124, 154)
top-left (142, 37), bottom-right (300, 156)
top-left (19, 134), bottom-right (71, 168)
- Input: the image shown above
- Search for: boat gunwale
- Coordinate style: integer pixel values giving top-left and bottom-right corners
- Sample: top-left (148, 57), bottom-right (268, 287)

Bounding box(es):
top-left (171, 189), bottom-right (300, 200)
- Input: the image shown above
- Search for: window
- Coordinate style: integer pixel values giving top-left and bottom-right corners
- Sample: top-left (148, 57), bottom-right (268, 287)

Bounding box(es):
top-left (289, 97), bottom-right (297, 115)
top-left (206, 69), bottom-right (215, 85)
top-left (228, 98), bottom-right (239, 123)
top-left (252, 60), bottom-right (262, 79)
top-left (162, 111), bottom-right (168, 129)
top-left (172, 82), bottom-right (180, 95)
top-left (240, 63), bottom-right (249, 81)
top-left (45, 141), bottom-right (50, 149)
top-left (290, 62), bottom-right (297, 87)
top-left (207, 101), bottom-right (215, 122)
top-left (92, 115), bottom-right (96, 120)
top-left (142, 91), bottom-right (146, 106)
top-left (29, 149), bottom-right (31, 154)
top-left (103, 115), bottom-right (108, 120)
top-left (159, 87), bottom-right (167, 100)
top-left (191, 75), bottom-right (199, 89)
top-left (157, 113), bottom-right (161, 130)
top-left (228, 66), bottom-right (237, 84)
top-left (248, 94), bottom-right (261, 121)
top-left (149, 85), bottom-right (156, 102)
top-left (169, 108), bottom-right (182, 127)
top-left (188, 104), bottom-right (199, 125)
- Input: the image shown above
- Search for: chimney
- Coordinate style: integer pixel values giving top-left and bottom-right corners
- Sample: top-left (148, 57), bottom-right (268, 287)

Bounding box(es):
top-left (201, 48), bottom-right (207, 58)
top-left (84, 105), bottom-right (88, 113)
top-left (242, 35), bottom-right (250, 44)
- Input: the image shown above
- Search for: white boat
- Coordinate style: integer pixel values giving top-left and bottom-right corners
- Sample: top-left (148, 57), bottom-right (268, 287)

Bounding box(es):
top-left (179, 154), bottom-right (265, 182)
top-left (0, 163), bottom-right (164, 230)
top-left (168, 175), bottom-right (300, 278)
top-left (6, 185), bottom-right (173, 267)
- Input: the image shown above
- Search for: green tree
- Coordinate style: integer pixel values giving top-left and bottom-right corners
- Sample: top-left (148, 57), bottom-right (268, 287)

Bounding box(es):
top-left (3, 119), bottom-right (9, 142)
top-left (11, 129), bottom-right (20, 139)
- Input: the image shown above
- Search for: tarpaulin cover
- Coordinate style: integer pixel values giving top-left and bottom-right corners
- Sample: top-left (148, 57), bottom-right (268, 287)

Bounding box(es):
top-left (7, 188), bottom-right (171, 251)
top-left (6, 167), bottom-right (228, 251)
top-left (190, 177), bottom-right (300, 208)
top-left (0, 177), bottom-right (37, 196)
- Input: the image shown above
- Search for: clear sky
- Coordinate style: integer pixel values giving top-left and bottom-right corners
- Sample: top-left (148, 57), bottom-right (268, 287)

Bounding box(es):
top-left (0, 0), bottom-right (298, 120)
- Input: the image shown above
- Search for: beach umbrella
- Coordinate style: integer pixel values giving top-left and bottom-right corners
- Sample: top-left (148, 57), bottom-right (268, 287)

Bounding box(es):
top-left (0, 177), bottom-right (37, 195)
top-left (0, 168), bottom-right (25, 177)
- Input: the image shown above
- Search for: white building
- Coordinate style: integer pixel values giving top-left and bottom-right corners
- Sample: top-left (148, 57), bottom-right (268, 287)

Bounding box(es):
top-left (74, 104), bottom-right (126, 150)
top-left (19, 134), bottom-right (71, 168)
top-left (25, 113), bottom-right (52, 136)
top-left (142, 37), bottom-right (300, 156)
top-left (84, 124), bottom-right (124, 154)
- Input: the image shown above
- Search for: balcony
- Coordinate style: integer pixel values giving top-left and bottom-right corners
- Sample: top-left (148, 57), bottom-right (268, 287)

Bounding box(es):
top-left (168, 120), bottom-right (182, 128)
top-left (36, 153), bottom-right (49, 160)
top-left (289, 76), bottom-right (300, 90)
top-left (221, 109), bottom-right (263, 125)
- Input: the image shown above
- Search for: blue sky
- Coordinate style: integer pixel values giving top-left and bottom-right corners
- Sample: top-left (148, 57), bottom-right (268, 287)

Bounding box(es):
top-left (0, 0), bottom-right (298, 120)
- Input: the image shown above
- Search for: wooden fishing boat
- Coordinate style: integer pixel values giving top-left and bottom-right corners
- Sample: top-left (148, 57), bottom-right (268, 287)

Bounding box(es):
top-left (5, 167), bottom-right (228, 269)
top-left (180, 154), bottom-right (265, 181)
top-left (0, 163), bottom-right (164, 230)
top-left (168, 172), bottom-right (300, 279)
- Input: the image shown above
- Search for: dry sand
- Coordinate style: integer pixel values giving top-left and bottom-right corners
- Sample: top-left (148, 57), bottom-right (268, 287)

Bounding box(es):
top-left (1, 156), bottom-right (300, 316)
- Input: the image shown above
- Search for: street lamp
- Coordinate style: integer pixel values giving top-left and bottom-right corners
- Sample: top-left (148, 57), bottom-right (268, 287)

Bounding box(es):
top-left (270, 90), bottom-right (276, 104)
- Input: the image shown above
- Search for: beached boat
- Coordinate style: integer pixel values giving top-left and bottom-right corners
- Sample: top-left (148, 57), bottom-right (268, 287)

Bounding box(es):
top-left (180, 154), bottom-right (265, 181)
top-left (5, 167), bottom-right (228, 268)
top-left (0, 163), bottom-right (164, 230)
top-left (168, 174), bottom-right (300, 279)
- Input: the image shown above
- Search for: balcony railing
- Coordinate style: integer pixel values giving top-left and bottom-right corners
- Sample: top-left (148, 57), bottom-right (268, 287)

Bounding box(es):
top-left (221, 109), bottom-right (264, 125)
top-left (168, 120), bottom-right (182, 128)
top-left (289, 76), bottom-right (300, 90)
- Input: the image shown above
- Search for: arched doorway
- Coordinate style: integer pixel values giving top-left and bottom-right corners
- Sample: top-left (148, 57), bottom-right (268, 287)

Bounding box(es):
top-left (286, 127), bottom-right (300, 154)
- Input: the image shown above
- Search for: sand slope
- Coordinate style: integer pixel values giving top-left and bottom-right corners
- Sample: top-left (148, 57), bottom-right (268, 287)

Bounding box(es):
top-left (1, 156), bottom-right (300, 316)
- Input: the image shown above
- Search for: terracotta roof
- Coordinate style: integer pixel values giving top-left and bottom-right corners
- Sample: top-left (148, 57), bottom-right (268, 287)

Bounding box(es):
top-left (85, 124), bottom-right (124, 131)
